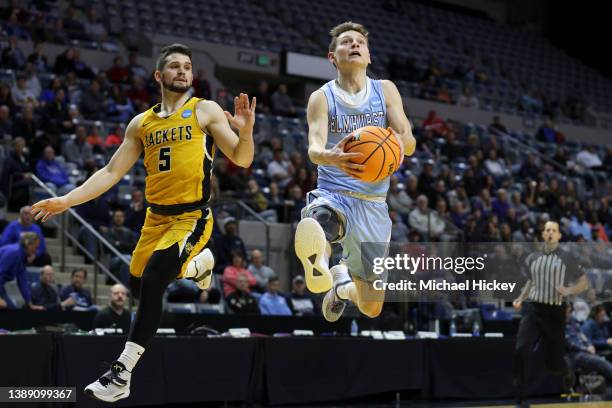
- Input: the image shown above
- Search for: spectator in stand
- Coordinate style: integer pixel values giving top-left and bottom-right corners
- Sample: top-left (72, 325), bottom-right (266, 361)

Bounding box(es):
top-left (43, 88), bottom-right (71, 135)
top-left (1, 137), bottom-right (32, 211)
top-left (13, 103), bottom-right (39, 142)
top-left (36, 146), bottom-right (75, 195)
top-left (488, 116), bottom-right (508, 134)
top-left (12, 74), bottom-right (38, 108)
top-left (127, 51), bottom-right (148, 80)
top-left (27, 41), bottom-right (49, 72)
top-left (43, 80), bottom-right (61, 108)
top-left (84, 9), bottom-right (107, 42)
top-left (419, 76), bottom-right (438, 100)
top-left (103, 210), bottom-right (137, 286)
top-left (536, 117), bottom-right (557, 143)
top-left (271, 83), bottom-right (295, 116)
top-left (223, 251), bottom-right (256, 298)
top-left (1, 36), bottom-right (25, 69)
top-left (93, 284), bottom-right (131, 334)
top-left (80, 80), bottom-right (106, 120)
top-left (1, 205), bottom-right (51, 266)
top-left (63, 6), bottom-right (85, 33)
top-left (0, 105), bottom-right (13, 138)
top-left (193, 69), bottom-right (212, 100)
top-left (0, 232), bottom-right (43, 309)
top-left (214, 157), bottom-right (246, 195)
top-left (457, 87), bottom-right (479, 108)
top-left (287, 275), bottom-right (318, 316)
top-left (76, 195), bottom-right (111, 258)
top-left (107, 84), bottom-right (135, 123)
top-left (409, 195), bottom-right (445, 239)
top-left (125, 189), bottom-right (146, 234)
top-left (581, 304), bottom-right (612, 353)
top-left (259, 276), bottom-right (292, 316)
top-left (484, 149), bottom-right (510, 179)
top-left (576, 145), bottom-right (603, 170)
top-left (435, 84), bottom-right (452, 104)
top-left (105, 125), bottom-right (125, 148)
top-left (59, 268), bottom-right (96, 311)
top-left (86, 124), bottom-right (105, 154)
top-left (450, 201), bottom-right (468, 230)
top-left (225, 273), bottom-right (259, 315)
top-left (126, 76), bottom-right (150, 106)
top-left (390, 210), bottom-right (409, 243)
top-left (267, 148), bottom-right (293, 188)
top-left (387, 175), bottom-right (413, 217)
top-left (106, 56), bottom-right (130, 84)
top-left (252, 80), bottom-right (271, 113)
top-left (422, 110), bottom-right (448, 137)
top-left (244, 179), bottom-right (277, 222)
top-left (519, 154), bottom-right (540, 180)
top-left (440, 130), bottom-right (462, 162)
top-left (23, 62), bottom-right (41, 99)
top-left (64, 125), bottom-right (94, 167)
top-left (565, 303), bottom-right (612, 382)
top-left (4, 10), bottom-right (30, 40)
top-left (0, 84), bottom-right (16, 113)
top-left (215, 217), bottom-right (247, 274)
top-left (569, 211), bottom-right (592, 241)
top-left (53, 47), bottom-right (78, 76)
top-left (247, 249), bottom-right (276, 293)
top-left (286, 185), bottom-right (306, 222)
top-left (31, 265), bottom-right (76, 311)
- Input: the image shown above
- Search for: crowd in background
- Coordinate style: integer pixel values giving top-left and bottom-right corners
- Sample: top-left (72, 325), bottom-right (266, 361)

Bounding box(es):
top-left (0, 2), bottom-right (610, 326)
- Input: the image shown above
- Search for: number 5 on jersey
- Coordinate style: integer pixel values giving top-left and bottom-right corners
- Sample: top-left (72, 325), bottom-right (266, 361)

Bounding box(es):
top-left (158, 147), bottom-right (171, 171)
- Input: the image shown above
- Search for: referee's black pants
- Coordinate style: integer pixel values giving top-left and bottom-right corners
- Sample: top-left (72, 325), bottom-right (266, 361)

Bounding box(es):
top-left (513, 302), bottom-right (573, 402)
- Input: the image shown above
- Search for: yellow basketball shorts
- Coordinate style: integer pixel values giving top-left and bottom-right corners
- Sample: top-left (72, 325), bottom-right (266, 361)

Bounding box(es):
top-left (130, 207), bottom-right (214, 279)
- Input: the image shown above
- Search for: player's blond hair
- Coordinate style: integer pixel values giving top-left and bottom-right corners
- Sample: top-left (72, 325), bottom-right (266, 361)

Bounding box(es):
top-left (328, 21), bottom-right (369, 52)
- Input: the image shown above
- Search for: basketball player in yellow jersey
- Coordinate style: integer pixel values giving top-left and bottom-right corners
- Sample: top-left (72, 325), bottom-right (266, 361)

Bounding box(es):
top-left (30, 44), bottom-right (256, 402)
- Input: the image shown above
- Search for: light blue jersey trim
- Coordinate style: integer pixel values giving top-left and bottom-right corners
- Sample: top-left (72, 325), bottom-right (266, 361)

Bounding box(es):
top-left (317, 77), bottom-right (389, 196)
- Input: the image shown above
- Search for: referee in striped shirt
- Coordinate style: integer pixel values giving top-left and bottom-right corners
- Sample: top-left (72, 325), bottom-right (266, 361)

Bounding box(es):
top-left (512, 221), bottom-right (588, 407)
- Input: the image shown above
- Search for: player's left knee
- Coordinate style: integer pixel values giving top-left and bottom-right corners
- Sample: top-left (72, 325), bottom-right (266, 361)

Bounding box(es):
top-left (358, 301), bottom-right (383, 318)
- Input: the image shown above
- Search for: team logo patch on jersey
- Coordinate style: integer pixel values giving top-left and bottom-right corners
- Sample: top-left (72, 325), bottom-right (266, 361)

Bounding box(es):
top-left (182, 109), bottom-right (193, 118)
top-left (185, 242), bottom-right (193, 254)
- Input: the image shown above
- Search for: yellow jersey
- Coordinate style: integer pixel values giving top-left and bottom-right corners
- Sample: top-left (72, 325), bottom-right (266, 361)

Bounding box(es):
top-left (138, 97), bottom-right (215, 215)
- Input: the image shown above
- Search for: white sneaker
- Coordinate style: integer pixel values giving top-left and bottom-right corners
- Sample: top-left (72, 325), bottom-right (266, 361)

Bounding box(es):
top-left (294, 218), bottom-right (332, 293)
top-left (322, 264), bottom-right (352, 322)
top-left (84, 361), bottom-right (131, 402)
top-left (186, 248), bottom-right (214, 290)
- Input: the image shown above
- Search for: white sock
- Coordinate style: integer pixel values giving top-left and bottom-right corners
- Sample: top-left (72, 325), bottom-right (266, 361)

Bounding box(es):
top-left (336, 281), bottom-right (356, 301)
top-left (117, 341), bottom-right (145, 373)
top-left (332, 265), bottom-right (353, 300)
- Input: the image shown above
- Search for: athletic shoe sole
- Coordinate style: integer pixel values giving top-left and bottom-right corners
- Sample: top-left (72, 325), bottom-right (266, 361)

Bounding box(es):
top-left (294, 218), bottom-right (332, 293)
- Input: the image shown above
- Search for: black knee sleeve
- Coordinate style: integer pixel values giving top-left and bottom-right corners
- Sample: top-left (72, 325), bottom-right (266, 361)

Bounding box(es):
top-left (305, 205), bottom-right (344, 243)
top-left (128, 244), bottom-right (182, 347)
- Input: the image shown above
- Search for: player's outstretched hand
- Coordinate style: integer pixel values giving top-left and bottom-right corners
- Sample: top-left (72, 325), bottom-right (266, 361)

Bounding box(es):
top-left (326, 134), bottom-right (365, 178)
top-left (31, 196), bottom-right (70, 222)
top-left (224, 93), bottom-right (256, 133)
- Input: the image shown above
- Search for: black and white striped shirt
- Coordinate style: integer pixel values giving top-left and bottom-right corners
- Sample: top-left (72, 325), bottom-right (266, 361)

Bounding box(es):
top-left (525, 246), bottom-right (583, 306)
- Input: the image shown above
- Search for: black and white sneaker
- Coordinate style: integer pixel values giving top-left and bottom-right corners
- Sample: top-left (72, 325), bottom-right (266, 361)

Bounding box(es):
top-left (84, 361), bottom-right (131, 402)
top-left (322, 265), bottom-right (351, 322)
top-left (186, 248), bottom-right (214, 290)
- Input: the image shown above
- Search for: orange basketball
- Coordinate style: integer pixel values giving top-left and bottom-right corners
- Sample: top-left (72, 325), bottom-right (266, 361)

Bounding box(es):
top-left (343, 126), bottom-right (402, 183)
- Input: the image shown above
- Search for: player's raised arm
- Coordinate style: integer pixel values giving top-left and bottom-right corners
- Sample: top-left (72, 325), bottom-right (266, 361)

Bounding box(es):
top-left (381, 80), bottom-right (416, 156)
top-left (31, 113), bottom-right (145, 222)
top-left (197, 93), bottom-right (255, 168)
top-left (307, 90), bottom-right (364, 177)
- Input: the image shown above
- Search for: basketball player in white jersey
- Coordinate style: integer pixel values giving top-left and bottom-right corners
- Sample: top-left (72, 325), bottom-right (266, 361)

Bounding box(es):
top-left (295, 22), bottom-right (416, 322)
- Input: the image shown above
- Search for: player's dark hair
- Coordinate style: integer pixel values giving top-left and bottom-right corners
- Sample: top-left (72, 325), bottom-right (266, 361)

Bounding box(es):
top-left (156, 43), bottom-right (192, 71)
top-left (329, 21), bottom-right (368, 52)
